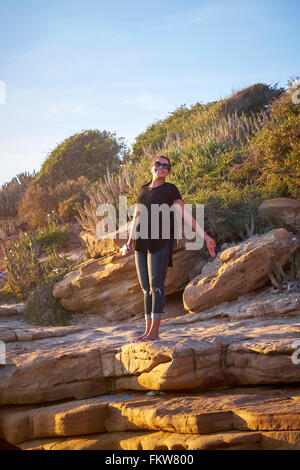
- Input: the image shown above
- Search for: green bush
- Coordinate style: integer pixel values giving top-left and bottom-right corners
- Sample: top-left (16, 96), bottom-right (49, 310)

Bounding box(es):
top-left (24, 280), bottom-right (71, 326)
top-left (23, 248), bottom-right (79, 326)
top-left (248, 87), bottom-right (300, 199)
top-left (0, 288), bottom-right (18, 304)
top-left (18, 176), bottom-right (90, 229)
top-left (54, 176), bottom-right (90, 222)
top-left (32, 129), bottom-right (126, 189)
top-left (131, 83), bottom-right (284, 159)
top-left (0, 171), bottom-right (36, 217)
top-left (17, 184), bottom-right (57, 229)
top-left (201, 190), bottom-right (277, 247)
top-left (34, 212), bottom-right (70, 253)
top-left (1, 232), bottom-right (44, 301)
top-left (1, 227), bottom-right (76, 302)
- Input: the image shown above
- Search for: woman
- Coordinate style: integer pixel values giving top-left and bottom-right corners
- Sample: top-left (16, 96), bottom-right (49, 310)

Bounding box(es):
top-left (121, 155), bottom-right (216, 342)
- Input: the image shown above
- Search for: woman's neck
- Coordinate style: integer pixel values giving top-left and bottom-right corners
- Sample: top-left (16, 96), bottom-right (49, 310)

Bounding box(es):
top-left (150, 176), bottom-right (165, 187)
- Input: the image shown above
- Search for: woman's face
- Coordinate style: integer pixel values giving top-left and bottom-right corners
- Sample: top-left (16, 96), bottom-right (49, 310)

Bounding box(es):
top-left (151, 157), bottom-right (170, 179)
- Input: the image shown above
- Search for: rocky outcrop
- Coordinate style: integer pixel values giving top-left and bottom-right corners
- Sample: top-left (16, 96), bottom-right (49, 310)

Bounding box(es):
top-left (183, 229), bottom-right (299, 313)
top-left (2, 282), bottom-right (300, 449)
top-left (52, 241), bottom-right (199, 321)
top-left (2, 226), bottom-right (300, 450)
top-left (1, 386), bottom-right (300, 449)
top-left (0, 304), bottom-right (24, 320)
top-left (55, 226), bottom-right (300, 321)
top-left (1, 285), bottom-right (300, 404)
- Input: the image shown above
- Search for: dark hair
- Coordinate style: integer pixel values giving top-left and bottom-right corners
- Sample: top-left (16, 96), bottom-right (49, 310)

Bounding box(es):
top-left (140, 155), bottom-right (171, 189)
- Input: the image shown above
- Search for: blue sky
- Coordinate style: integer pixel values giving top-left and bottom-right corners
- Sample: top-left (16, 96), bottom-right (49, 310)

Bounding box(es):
top-left (0, 0), bottom-right (299, 187)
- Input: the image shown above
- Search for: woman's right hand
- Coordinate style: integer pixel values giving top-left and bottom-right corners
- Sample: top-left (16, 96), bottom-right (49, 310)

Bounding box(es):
top-left (204, 234), bottom-right (216, 257)
top-left (120, 239), bottom-right (133, 256)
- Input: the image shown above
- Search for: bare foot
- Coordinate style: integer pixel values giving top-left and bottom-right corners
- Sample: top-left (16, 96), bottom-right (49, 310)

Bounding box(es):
top-left (130, 334), bottom-right (148, 343)
top-left (143, 336), bottom-right (160, 341)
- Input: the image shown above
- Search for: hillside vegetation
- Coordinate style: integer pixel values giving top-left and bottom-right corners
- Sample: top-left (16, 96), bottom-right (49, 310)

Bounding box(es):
top-left (33, 129), bottom-right (126, 189)
top-left (130, 83), bottom-right (284, 159)
top-left (0, 130), bottom-right (126, 229)
top-left (0, 80), bottom-right (299, 324)
top-left (120, 82), bottom-right (299, 246)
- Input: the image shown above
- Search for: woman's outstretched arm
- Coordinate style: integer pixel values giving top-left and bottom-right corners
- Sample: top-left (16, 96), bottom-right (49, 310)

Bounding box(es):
top-left (172, 199), bottom-right (216, 257)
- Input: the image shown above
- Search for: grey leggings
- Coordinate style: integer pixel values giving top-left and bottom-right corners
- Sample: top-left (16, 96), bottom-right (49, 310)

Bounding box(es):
top-left (134, 240), bottom-right (170, 320)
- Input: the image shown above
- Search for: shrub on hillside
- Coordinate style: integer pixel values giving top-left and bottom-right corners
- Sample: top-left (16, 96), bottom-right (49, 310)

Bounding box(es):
top-left (221, 83), bottom-right (284, 116)
top-left (54, 176), bottom-right (90, 222)
top-left (18, 176), bottom-right (90, 228)
top-left (17, 184), bottom-right (57, 229)
top-left (24, 280), bottom-right (71, 326)
top-left (32, 129), bottom-right (126, 189)
top-left (23, 248), bottom-right (78, 326)
top-left (34, 213), bottom-right (71, 253)
top-left (0, 171), bottom-right (36, 217)
top-left (130, 83), bottom-right (284, 159)
top-left (0, 288), bottom-right (18, 303)
top-left (1, 232), bottom-right (44, 300)
top-left (199, 183), bottom-right (277, 246)
top-left (246, 84), bottom-right (300, 198)
top-left (0, 225), bottom-right (76, 302)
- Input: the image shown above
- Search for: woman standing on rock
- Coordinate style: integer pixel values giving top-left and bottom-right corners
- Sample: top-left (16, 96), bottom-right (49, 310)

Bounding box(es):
top-left (121, 155), bottom-right (216, 342)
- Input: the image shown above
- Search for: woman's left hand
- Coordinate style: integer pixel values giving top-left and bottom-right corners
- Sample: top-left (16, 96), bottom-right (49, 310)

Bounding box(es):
top-left (204, 234), bottom-right (216, 257)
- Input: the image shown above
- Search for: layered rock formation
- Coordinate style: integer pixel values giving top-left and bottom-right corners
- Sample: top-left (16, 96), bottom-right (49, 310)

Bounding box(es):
top-left (4, 386), bottom-right (300, 450)
top-left (53, 233), bottom-right (201, 321)
top-left (1, 280), bottom-right (300, 449)
top-left (1, 227), bottom-right (300, 450)
top-left (2, 286), bottom-right (300, 405)
top-left (183, 228), bottom-right (299, 313)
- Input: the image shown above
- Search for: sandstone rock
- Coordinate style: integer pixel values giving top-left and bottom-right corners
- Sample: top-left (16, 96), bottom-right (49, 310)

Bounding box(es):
top-left (18, 430), bottom-right (263, 450)
top-left (258, 198), bottom-right (300, 234)
top-left (3, 386), bottom-right (300, 449)
top-left (0, 324), bottom-right (86, 343)
top-left (183, 228), bottom-right (299, 313)
top-left (54, 253), bottom-right (143, 320)
top-left (52, 242), bottom-right (197, 321)
top-left (0, 438), bottom-right (21, 450)
top-left (171, 286), bottom-right (300, 323)
top-left (2, 287), bottom-right (300, 405)
top-left (17, 429), bottom-right (300, 450)
top-left (0, 304), bottom-right (25, 318)
top-left (2, 283), bottom-right (300, 449)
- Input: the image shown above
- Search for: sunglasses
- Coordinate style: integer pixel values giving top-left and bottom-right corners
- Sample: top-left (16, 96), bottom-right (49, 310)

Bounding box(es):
top-left (154, 161), bottom-right (170, 170)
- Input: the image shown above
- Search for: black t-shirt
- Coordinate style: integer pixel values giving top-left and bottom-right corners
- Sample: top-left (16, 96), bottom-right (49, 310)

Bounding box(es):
top-left (133, 181), bottom-right (182, 267)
